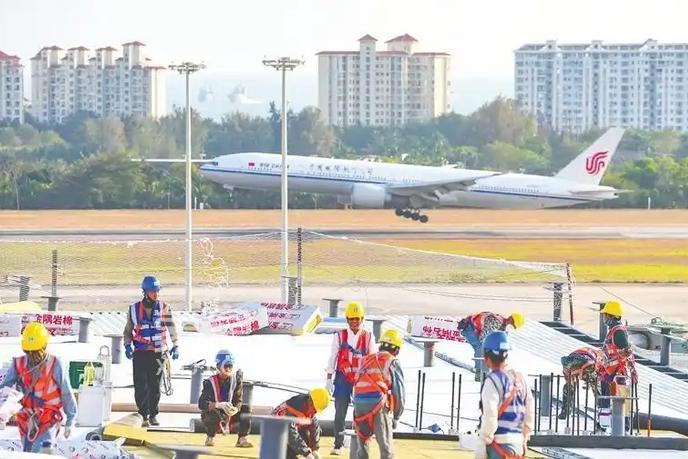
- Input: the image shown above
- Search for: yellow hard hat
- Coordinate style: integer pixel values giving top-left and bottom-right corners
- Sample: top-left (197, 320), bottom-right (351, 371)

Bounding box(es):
top-left (22, 322), bottom-right (49, 352)
top-left (601, 300), bottom-right (623, 317)
top-left (510, 312), bottom-right (525, 329)
top-left (379, 329), bottom-right (403, 348)
top-left (345, 302), bottom-right (365, 319)
top-left (309, 388), bottom-right (331, 413)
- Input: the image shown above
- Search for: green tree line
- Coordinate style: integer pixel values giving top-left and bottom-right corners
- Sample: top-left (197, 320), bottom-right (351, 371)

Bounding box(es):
top-left (1, 98), bottom-right (687, 209)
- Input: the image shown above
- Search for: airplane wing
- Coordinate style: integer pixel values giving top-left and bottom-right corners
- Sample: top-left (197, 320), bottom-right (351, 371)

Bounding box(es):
top-left (389, 172), bottom-right (500, 196)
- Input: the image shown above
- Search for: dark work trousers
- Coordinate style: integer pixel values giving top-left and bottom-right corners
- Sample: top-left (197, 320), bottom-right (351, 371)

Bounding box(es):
top-left (202, 404), bottom-right (252, 438)
top-left (333, 394), bottom-right (350, 449)
top-left (133, 350), bottom-right (163, 418)
top-left (286, 424), bottom-right (321, 459)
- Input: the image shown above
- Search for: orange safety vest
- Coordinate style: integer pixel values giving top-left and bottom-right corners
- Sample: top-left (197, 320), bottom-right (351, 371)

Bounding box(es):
top-left (602, 323), bottom-right (630, 376)
top-left (566, 347), bottom-right (602, 380)
top-left (336, 329), bottom-right (370, 385)
top-left (13, 355), bottom-right (64, 442)
top-left (489, 373), bottom-right (526, 459)
top-left (273, 396), bottom-right (318, 449)
top-left (470, 312), bottom-right (503, 337)
top-left (352, 352), bottom-right (396, 441)
top-left (209, 374), bottom-right (236, 434)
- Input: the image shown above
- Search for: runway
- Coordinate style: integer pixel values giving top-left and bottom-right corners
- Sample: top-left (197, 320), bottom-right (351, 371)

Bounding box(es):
top-left (2, 226), bottom-right (688, 240)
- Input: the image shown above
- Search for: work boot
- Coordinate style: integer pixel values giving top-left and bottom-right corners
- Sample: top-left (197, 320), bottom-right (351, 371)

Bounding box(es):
top-left (236, 436), bottom-right (253, 448)
top-left (149, 416), bottom-right (160, 426)
top-left (330, 447), bottom-right (343, 455)
top-left (205, 436), bottom-right (215, 447)
top-left (141, 417), bottom-right (150, 428)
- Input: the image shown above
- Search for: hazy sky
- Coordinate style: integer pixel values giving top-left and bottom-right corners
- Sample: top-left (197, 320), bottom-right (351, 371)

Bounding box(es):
top-left (1, 0), bottom-right (687, 114)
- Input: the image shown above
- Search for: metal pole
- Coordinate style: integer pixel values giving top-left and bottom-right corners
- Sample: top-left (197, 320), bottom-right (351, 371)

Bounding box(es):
top-left (419, 372), bottom-right (426, 429)
top-left (450, 372), bottom-right (455, 431)
top-left (51, 249), bottom-right (57, 297)
top-left (296, 227), bottom-right (303, 305)
top-left (415, 370), bottom-right (421, 430)
top-left (78, 317), bottom-right (92, 343)
top-left (611, 397), bottom-right (626, 436)
top-left (540, 374), bottom-right (552, 417)
top-left (534, 378), bottom-right (539, 433)
top-left (552, 282), bottom-right (562, 322)
top-left (18, 275), bottom-right (30, 301)
top-left (647, 383), bottom-right (653, 437)
top-left (280, 65), bottom-right (288, 303)
top-left (423, 341), bottom-right (436, 367)
top-left (554, 375), bottom-right (560, 433)
top-left (660, 327), bottom-right (672, 366)
top-left (598, 303), bottom-right (608, 341)
top-left (456, 374), bottom-right (462, 432)
top-left (184, 70), bottom-right (193, 312)
top-left (566, 263), bottom-right (574, 325)
top-left (189, 365), bottom-right (204, 404)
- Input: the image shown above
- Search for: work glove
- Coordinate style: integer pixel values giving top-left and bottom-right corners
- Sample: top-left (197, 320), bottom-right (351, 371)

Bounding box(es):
top-left (63, 426), bottom-right (72, 439)
top-left (125, 344), bottom-right (134, 360)
top-left (170, 345), bottom-right (179, 360)
top-left (305, 453), bottom-right (316, 459)
top-left (216, 402), bottom-right (239, 417)
top-left (325, 377), bottom-right (334, 394)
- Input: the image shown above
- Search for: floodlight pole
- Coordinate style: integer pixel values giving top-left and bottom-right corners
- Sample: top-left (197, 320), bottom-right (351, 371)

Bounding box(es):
top-left (262, 57), bottom-right (303, 303)
top-left (169, 62), bottom-right (205, 311)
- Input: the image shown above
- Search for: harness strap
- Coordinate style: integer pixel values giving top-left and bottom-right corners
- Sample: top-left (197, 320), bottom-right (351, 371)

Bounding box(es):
top-left (353, 397), bottom-right (385, 441)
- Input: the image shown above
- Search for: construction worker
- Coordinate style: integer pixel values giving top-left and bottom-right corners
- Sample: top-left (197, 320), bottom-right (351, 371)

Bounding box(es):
top-left (558, 347), bottom-right (603, 419)
top-left (598, 300), bottom-right (637, 430)
top-left (0, 322), bottom-right (77, 453)
top-left (458, 312), bottom-right (525, 380)
top-left (198, 349), bottom-right (252, 448)
top-left (476, 331), bottom-right (534, 459)
top-left (123, 275), bottom-right (179, 427)
top-left (326, 301), bottom-right (373, 455)
top-left (272, 388), bottom-right (330, 459)
top-left (351, 329), bottom-right (405, 459)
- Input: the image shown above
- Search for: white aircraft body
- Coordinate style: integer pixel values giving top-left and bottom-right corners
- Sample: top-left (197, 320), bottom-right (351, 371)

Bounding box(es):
top-left (201, 128), bottom-right (625, 222)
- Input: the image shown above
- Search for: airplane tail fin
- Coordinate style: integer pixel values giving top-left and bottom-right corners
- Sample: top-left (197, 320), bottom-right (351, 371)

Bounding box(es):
top-left (554, 128), bottom-right (625, 185)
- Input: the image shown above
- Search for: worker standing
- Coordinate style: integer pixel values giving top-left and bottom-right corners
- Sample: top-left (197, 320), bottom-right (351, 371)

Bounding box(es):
top-left (476, 331), bottom-right (534, 459)
top-left (123, 275), bottom-right (179, 427)
top-left (0, 322), bottom-right (77, 453)
top-left (325, 302), bottom-right (373, 455)
top-left (598, 300), bottom-right (637, 431)
top-left (351, 329), bottom-right (405, 459)
top-left (272, 388), bottom-right (330, 459)
top-left (559, 347), bottom-right (602, 419)
top-left (198, 349), bottom-right (252, 448)
top-left (458, 312), bottom-right (525, 380)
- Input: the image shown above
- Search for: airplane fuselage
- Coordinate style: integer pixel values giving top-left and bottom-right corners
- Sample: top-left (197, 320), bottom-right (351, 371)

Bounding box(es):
top-left (201, 152), bottom-right (619, 209)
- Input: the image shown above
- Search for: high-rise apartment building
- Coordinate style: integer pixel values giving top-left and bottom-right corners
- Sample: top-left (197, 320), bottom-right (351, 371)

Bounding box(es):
top-left (0, 50), bottom-right (23, 123)
top-left (31, 42), bottom-right (165, 124)
top-left (515, 39), bottom-right (688, 133)
top-left (317, 34), bottom-right (451, 127)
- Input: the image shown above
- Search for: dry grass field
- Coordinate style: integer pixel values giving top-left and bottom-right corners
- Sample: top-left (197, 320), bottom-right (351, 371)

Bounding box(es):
top-left (1, 208), bottom-right (687, 229)
top-left (2, 209), bottom-right (687, 283)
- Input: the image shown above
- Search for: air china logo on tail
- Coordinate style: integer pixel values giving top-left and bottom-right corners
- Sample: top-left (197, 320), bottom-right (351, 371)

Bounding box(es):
top-left (585, 151), bottom-right (609, 175)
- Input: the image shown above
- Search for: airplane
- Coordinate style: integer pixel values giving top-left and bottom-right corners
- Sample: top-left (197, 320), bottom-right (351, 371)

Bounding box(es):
top-left (200, 128), bottom-right (626, 223)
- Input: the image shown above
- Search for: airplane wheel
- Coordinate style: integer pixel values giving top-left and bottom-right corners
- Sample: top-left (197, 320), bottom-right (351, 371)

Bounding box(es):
top-left (395, 208), bottom-right (404, 217)
top-left (403, 210), bottom-right (413, 218)
top-left (419, 215), bottom-right (429, 223)
top-left (411, 212), bottom-right (420, 221)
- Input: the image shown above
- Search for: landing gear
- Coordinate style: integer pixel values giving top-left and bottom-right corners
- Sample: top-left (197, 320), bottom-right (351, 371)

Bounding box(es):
top-left (394, 208), bottom-right (430, 223)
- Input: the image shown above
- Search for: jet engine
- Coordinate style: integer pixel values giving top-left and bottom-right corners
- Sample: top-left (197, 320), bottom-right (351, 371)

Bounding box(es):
top-left (350, 183), bottom-right (388, 208)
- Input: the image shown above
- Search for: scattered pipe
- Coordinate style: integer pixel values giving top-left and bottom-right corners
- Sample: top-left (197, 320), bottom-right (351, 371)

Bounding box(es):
top-left (450, 372), bottom-right (455, 430)
top-left (419, 372), bottom-right (426, 429)
top-left (456, 374), bottom-right (462, 432)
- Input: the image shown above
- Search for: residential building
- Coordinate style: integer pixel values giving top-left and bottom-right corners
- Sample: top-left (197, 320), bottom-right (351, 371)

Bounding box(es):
top-left (515, 39), bottom-right (688, 133)
top-left (317, 34), bottom-right (451, 127)
top-left (31, 42), bottom-right (165, 124)
top-left (0, 50), bottom-right (23, 123)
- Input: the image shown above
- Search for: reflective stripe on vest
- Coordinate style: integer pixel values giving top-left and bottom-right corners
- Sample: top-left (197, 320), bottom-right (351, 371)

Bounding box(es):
top-left (603, 323), bottom-right (628, 373)
top-left (209, 374), bottom-right (236, 433)
top-left (485, 370), bottom-right (527, 436)
top-left (131, 300), bottom-right (168, 351)
top-left (353, 352), bottom-right (395, 411)
top-left (336, 329), bottom-right (370, 385)
top-left (568, 347), bottom-right (602, 379)
top-left (13, 355), bottom-right (64, 441)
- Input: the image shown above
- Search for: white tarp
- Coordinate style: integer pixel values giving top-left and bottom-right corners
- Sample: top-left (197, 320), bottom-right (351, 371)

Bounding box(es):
top-left (408, 316), bottom-right (466, 342)
top-left (0, 387), bottom-right (22, 424)
top-left (262, 302), bottom-right (323, 336)
top-left (0, 313), bottom-right (80, 337)
top-left (0, 439), bottom-right (138, 458)
top-left (196, 303), bottom-right (269, 336)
